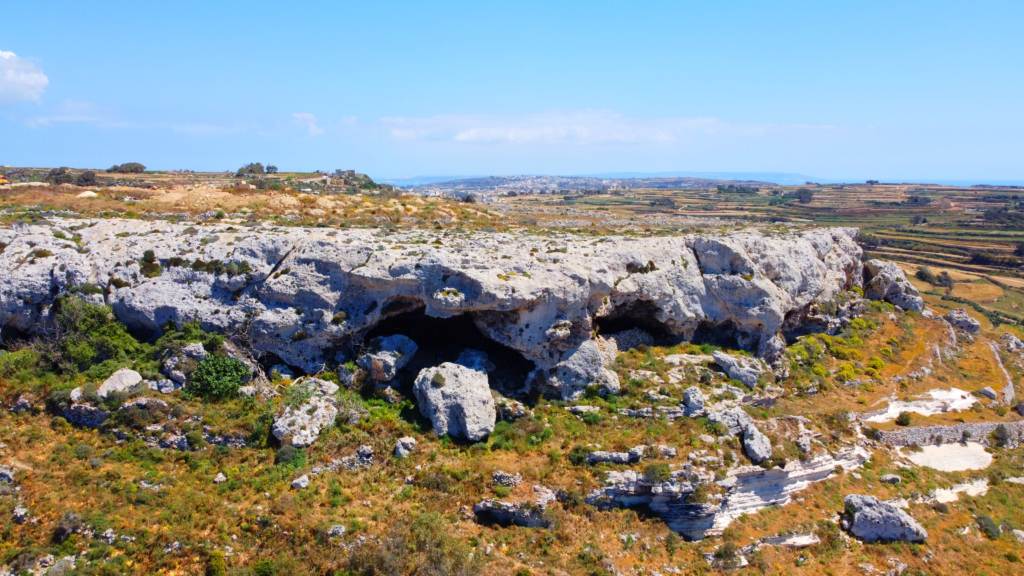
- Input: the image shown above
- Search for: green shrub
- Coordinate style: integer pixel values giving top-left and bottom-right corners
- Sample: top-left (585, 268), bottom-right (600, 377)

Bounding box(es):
top-left (274, 445), bottom-right (306, 467)
top-left (992, 424), bottom-right (1011, 447)
top-left (185, 430), bottom-right (207, 449)
top-left (155, 319), bottom-right (225, 354)
top-left (896, 411), bottom-right (911, 426)
top-left (206, 551), bottom-right (227, 576)
top-left (0, 348), bottom-right (41, 377)
top-left (184, 355), bottom-right (250, 401)
top-left (977, 515), bottom-right (1001, 539)
top-left (50, 296), bottom-right (143, 373)
top-left (345, 512), bottom-right (476, 576)
top-left (493, 485), bottom-right (511, 498)
top-left (568, 445), bottom-right (590, 466)
top-left (644, 463), bottom-right (671, 483)
top-left (252, 559), bottom-right (276, 576)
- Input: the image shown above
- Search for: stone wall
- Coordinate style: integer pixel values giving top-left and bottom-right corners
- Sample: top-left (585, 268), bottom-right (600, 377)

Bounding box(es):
top-left (876, 421), bottom-right (1024, 448)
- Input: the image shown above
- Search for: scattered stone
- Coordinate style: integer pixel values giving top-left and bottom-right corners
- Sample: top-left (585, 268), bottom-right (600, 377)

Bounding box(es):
top-left (0, 465), bottom-right (14, 484)
top-left (162, 343), bottom-right (207, 384)
top-left (742, 424), bottom-right (772, 463)
top-left (380, 386), bottom-right (402, 404)
top-left (9, 395), bottom-right (31, 413)
top-left (654, 445), bottom-right (677, 459)
top-left (341, 445), bottom-right (374, 470)
top-left (492, 471), bottom-right (522, 488)
top-left (760, 533), bottom-right (820, 548)
top-left (944, 309), bottom-right (980, 333)
top-left (12, 505), bottom-right (29, 524)
top-left (473, 499), bottom-right (551, 528)
top-left (394, 437), bottom-right (417, 458)
top-left (712, 351), bottom-right (765, 389)
top-left (880, 474), bottom-right (902, 484)
top-left (588, 446), bottom-right (645, 465)
top-left (101, 529), bottom-right (116, 545)
top-left (163, 541), bottom-right (182, 553)
top-left (978, 387), bottom-right (998, 400)
top-left (413, 362), bottom-right (495, 441)
top-left (842, 494), bottom-right (927, 542)
top-left (496, 398), bottom-right (530, 421)
top-left (863, 259), bottom-right (925, 312)
top-left (77, 191), bottom-right (98, 198)
top-left (567, 405), bottom-right (600, 415)
top-left (328, 525), bottom-right (346, 538)
top-left (1013, 529), bottom-right (1024, 545)
top-left (291, 475), bottom-right (310, 489)
top-left (213, 472), bottom-right (227, 484)
top-left (358, 335), bottom-right (418, 382)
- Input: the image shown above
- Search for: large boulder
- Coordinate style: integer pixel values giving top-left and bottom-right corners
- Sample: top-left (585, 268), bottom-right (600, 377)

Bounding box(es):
top-left (742, 424), bottom-right (772, 463)
top-left (536, 340), bottom-right (620, 401)
top-left (712, 351), bottom-right (765, 389)
top-left (863, 260), bottom-right (924, 312)
top-left (413, 363), bottom-right (495, 441)
top-left (357, 335), bottom-right (418, 381)
top-left (682, 386), bottom-right (705, 415)
top-left (944, 309), bottom-right (980, 333)
top-left (97, 369), bottom-right (142, 398)
top-left (842, 494), bottom-right (927, 543)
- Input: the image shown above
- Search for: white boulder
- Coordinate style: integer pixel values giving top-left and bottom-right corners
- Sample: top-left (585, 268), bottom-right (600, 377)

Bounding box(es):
top-left (272, 395), bottom-right (338, 448)
top-left (413, 363), bottom-right (495, 441)
top-left (395, 436), bottom-right (417, 458)
top-left (742, 424), bottom-right (772, 463)
top-left (97, 369), bottom-right (142, 398)
top-left (538, 340), bottom-right (620, 400)
top-left (843, 494), bottom-right (927, 542)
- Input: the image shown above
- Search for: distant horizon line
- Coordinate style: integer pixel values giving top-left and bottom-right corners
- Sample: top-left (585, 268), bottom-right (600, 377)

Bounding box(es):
top-left (377, 171), bottom-right (1024, 188)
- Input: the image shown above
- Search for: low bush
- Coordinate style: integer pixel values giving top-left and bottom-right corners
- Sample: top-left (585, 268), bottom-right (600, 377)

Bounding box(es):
top-left (184, 355), bottom-right (250, 401)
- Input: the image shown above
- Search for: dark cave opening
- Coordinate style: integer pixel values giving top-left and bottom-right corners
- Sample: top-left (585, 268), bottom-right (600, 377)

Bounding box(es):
top-left (594, 299), bottom-right (678, 346)
top-left (688, 320), bottom-right (742, 350)
top-left (363, 308), bottom-right (538, 399)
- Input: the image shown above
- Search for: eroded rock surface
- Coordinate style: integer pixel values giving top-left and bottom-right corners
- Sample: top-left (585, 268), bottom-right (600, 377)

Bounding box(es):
top-left (713, 352), bottom-right (765, 389)
top-left (0, 220), bottom-right (866, 381)
top-left (944, 309), bottom-right (980, 333)
top-left (863, 260), bottom-right (924, 312)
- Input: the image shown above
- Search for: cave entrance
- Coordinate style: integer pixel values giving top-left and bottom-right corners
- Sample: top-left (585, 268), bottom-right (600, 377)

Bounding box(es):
top-left (594, 299), bottom-right (677, 346)
top-left (689, 320), bottom-right (741, 350)
top-left (363, 309), bottom-right (537, 399)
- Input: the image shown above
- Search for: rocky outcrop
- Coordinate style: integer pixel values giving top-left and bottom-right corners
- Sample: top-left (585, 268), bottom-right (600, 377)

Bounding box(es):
top-left (587, 447), bottom-right (868, 540)
top-left (712, 352), bottom-right (765, 389)
top-left (534, 339), bottom-right (620, 400)
top-left (708, 408), bottom-right (754, 437)
top-left (272, 379), bottom-right (340, 448)
top-left (357, 335), bottom-right (417, 381)
top-left (842, 494), bottom-right (927, 542)
top-left (413, 363), bottom-right (495, 441)
top-left (863, 260), bottom-right (924, 312)
top-left (588, 446), bottom-right (646, 465)
top-left (944, 309), bottom-right (980, 333)
top-left (162, 343), bottom-right (206, 384)
top-left (0, 220), bottom-right (866, 383)
top-left (97, 369), bottom-right (142, 398)
top-left (473, 499), bottom-right (551, 528)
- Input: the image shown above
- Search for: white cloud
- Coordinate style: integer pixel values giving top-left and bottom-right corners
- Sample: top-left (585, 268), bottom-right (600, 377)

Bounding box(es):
top-left (24, 99), bottom-right (134, 128)
top-left (381, 110), bottom-right (840, 146)
top-left (0, 51), bottom-right (49, 107)
top-left (292, 112), bottom-right (324, 135)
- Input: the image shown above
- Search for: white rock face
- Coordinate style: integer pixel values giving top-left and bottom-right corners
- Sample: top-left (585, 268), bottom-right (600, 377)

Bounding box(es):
top-left (742, 424), bottom-right (772, 463)
top-left (944, 309), bottom-right (980, 333)
top-left (97, 369), bottom-right (142, 398)
top-left (682, 386), bottom-right (705, 413)
top-left (413, 363), bottom-right (495, 441)
top-left (863, 260), bottom-right (924, 312)
top-left (0, 220), bottom-right (867, 378)
top-left (712, 351), bottom-right (765, 389)
top-left (272, 395), bottom-right (339, 448)
top-left (292, 475), bottom-right (310, 489)
top-left (358, 335), bottom-right (418, 381)
top-left (843, 494), bottom-right (927, 542)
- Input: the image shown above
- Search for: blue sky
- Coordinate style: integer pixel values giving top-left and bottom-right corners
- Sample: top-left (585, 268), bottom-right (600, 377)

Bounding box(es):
top-left (2, 1), bottom-right (1022, 183)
